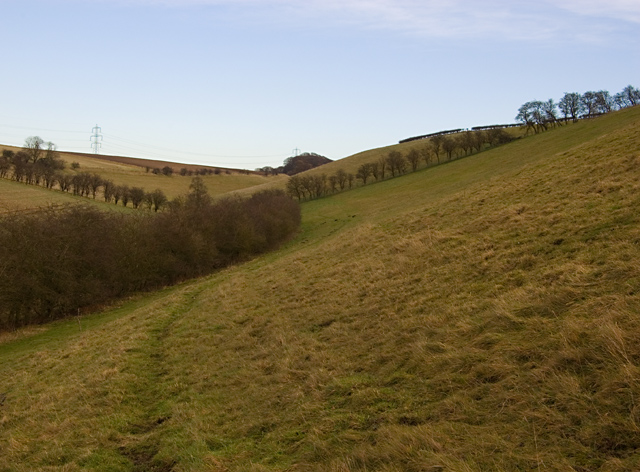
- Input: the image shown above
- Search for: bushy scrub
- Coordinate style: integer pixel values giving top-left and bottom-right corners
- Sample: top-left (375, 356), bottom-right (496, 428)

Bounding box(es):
top-left (0, 189), bottom-right (300, 330)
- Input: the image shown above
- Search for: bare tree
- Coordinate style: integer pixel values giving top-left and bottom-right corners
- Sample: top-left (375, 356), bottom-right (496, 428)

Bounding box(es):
top-left (130, 187), bottom-right (145, 209)
top-left (385, 151), bottom-right (406, 177)
top-left (24, 136), bottom-right (45, 163)
top-left (516, 101), bottom-right (549, 134)
top-left (336, 169), bottom-right (348, 190)
top-left (356, 163), bottom-right (373, 185)
top-left (58, 173), bottom-right (73, 192)
top-left (312, 174), bottom-right (327, 197)
top-left (120, 185), bottom-right (131, 207)
top-left (370, 161), bottom-right (381, 181)
top-left (441, 136), bottom-right (457, 160)
top-left (328, 174), bottom-right (338, 192)
top-left (88, 174), bottom-right (104, 199)
top-left (559, 92), bottom-right (583, 122)
top-left (148, 189), bottom-right (168, 212)
top-left (486, 128), bottom-right (512, 147)
top-left (377, 156), bottom-right (387, 180)
top-left (457, 132), bottom-right (474, 156)
top-left (347, 173), bottom-right (355, 189)
top-left (420, 146), bottom-right (432, 166)
top-left (72, 172), bottom-right (92, 196)
top-left (472, 131), bottom-right (486, 153)
top-left (103, 179), bottom-right (116, 202)
top-left (286, 175), bottom-right (304, 200)
top-left (0, 156), bottom-right (10, 179)
top-left (516, 101), bottom-right (538, 134)
top-left (581, 91), bottom-right (599, 117)
top-left (594, 90), bottom-right (613, 114)
top-left (187, 176), bottom-right (211, 208)
top-left (621, 85), bottom-right (640, 107)
top-left (300, 176), bottom-right (314, 198)
top-left (543, 99), bottom-right (560, 127)
top-left (406, 148), bottom-right (420, 171)
top-left (430, 135), bottom-right (444, 163)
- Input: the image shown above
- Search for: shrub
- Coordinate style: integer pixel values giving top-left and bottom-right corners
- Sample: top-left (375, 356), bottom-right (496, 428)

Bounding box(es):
top-left (0, 190), bottom-right (301, 330)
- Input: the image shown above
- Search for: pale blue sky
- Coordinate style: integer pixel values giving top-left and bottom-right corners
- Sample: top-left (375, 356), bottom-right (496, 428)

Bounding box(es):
top-left (1, 0), bottom-right (638, 169)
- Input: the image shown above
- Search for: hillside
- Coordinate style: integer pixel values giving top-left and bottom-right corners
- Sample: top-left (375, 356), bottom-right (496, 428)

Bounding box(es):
top-left (0, 145), bottom-right (286, 212)
top-left (0, 178), bottom-right (125, 214)
top-left (1, 106), bottom-right (640, 471)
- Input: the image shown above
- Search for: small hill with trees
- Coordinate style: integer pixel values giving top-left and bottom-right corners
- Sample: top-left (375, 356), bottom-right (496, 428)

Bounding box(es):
top-left (280, 152), bottom-right (332, 175)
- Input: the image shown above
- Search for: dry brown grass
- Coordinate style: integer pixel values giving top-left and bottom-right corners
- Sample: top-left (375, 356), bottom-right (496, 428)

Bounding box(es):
top-left (1, 107), bottom-right (640, 470)
top-left (0, 144), bottom-right (286, 208)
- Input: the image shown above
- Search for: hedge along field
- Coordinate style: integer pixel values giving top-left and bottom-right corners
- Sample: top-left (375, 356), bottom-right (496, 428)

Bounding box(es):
top-left (0, 143), bottom-right (288, 212)
top-left (0, 189), bottom-right (300, 330)
top-left (0, 178), bottom-right (125, 214)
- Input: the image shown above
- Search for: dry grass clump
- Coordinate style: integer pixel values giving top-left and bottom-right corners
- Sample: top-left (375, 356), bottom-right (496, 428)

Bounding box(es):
top-left (1, 107), bottom-right (640, 470)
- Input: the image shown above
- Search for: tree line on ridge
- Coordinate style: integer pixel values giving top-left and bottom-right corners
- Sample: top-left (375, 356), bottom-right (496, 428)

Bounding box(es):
top-left (287, 84), bottom-right (639, 202)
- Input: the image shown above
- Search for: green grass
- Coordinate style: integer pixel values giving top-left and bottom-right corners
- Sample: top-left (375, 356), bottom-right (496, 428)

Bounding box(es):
top-left (1, 107), bottom-right (640, 471)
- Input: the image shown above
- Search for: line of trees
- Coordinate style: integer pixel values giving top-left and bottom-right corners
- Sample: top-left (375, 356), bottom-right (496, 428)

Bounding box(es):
top-left (0, 183), bottom-right (301, 330)
top-left (1, 140), bottom-right (170, 211)
top-left (286, 128), bottom-right (514, 201)
top-left (516, 85), bottom-right (639, 134)
top-left (1, 138), bottom-right (255, 211)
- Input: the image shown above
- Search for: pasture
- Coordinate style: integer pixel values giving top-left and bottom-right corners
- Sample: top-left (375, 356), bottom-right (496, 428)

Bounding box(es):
top-left (1, 106), bottom-right (639, 470)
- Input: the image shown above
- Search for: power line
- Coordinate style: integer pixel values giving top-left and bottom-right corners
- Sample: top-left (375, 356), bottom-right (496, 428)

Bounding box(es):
top-left (0, 123), bottom-right (287, 163)
top-left (0, 123), bottom-right (86, 134)
top-left (102, 133), bottom-right (284, 159)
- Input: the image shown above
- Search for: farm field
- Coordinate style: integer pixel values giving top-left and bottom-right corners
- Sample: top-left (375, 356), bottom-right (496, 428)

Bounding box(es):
top-left (0, 144), bottom-right (287, 210)
top-left (1, 106), bottom-right (640, 470)
top-left (0, 178), bottom-right (122, 214)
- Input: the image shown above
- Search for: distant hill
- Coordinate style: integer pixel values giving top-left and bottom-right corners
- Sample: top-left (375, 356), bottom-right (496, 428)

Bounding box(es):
top-left (0, 144), bottom-right (257, 174)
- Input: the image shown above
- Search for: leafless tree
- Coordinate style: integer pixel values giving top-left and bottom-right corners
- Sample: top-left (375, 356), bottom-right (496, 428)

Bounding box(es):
top-left (356, 163), bottom-right (373, 184)
top-left (336, 169), bottom-right (348, 190)
top-left (420, 147), bottom-right (432, 166)
top-left (430, 135), bottom-right (444, 163)
top-left (24, 136), bottom-right (44, 163)
top-left (147, 189), bottom-right (168, 212)
top-left (441, 136), bottom-right (457, 160)
top-left (406, 148), bottom-right (420, 171)
top-left (385, 151), bottom-right (406, 177)
top-left (559, 92), bottom-right (583, 122)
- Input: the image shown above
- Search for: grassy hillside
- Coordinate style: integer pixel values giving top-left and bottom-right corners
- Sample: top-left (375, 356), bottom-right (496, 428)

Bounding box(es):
top-left (1, 107), bottom-right (640, 471)
top-left (0, 178), bottom-right (130, 214)
top-left (0, 145), bottom-right (286, 211)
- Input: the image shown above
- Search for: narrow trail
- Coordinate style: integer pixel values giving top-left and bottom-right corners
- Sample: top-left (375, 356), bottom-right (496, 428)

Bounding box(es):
top-left (115, 283), bottom-right (208, 471)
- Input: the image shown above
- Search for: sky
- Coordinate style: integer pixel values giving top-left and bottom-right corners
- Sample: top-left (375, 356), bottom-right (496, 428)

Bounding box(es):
top-left (1, 0), bottom-right (639, 169)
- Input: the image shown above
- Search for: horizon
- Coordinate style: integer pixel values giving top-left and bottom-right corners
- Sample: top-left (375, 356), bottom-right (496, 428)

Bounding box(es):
top-left (1, 0), bottom-right (639, 169)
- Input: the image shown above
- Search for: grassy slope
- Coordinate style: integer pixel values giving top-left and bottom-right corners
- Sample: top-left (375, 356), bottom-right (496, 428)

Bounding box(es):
top-left (1, 107), bottom-right (640, 471)
top-left (0, 145), bottom-right (286, 210)
top-left (0, 178), bottom-right (134, 214)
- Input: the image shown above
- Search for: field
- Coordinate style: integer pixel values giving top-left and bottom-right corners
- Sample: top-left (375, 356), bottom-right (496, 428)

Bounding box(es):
top-left (0, 144), bottom-right (286, 212)
top-left (1, 106), bottom-right (640, 470)
top-left (0, 178), bottom-right (117, 213)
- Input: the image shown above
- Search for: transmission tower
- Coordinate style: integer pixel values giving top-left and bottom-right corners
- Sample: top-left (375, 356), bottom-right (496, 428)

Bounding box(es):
top-left (91, 125), bottom-right (103, 154)
top-left (292, 147), bottom-right (301, 156)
